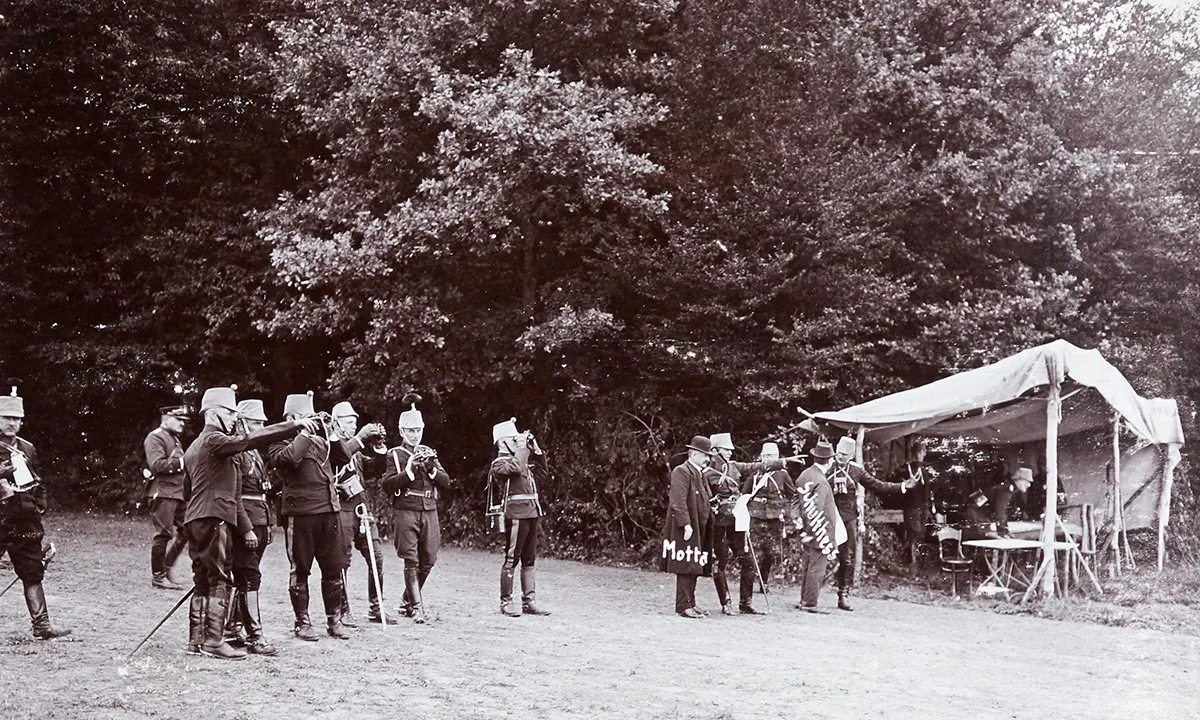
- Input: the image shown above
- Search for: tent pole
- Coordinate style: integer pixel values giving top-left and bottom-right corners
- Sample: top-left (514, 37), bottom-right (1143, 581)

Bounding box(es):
top-left (853, 426), bottom-right (866, 586)
top-left (1110, 414), bottom-right (1123, 578)
top-left (1040, 355), bottom-right (1062, 599)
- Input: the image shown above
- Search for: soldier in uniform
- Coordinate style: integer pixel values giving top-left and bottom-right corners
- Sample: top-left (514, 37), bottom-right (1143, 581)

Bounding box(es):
top-left (183, 386), bottom-right (313, 660)
top-left (381, 394), bottom-right (449, 622)
top-left (0, 386), bottom-right (71, 639)
top-left (827, 436), bottom-right (916, 611)
top-left (268, 392), bottom-right (382, 641)
top-left (888, 439), bottom-right (932, 563)
top-left (330, 400), bottom-right (392, 625)
top-left (703, 433), bottom-right (788, 616)
top-left (741, 442), bottom-right (795, 595)
top-left (223, 399), bottom-right (280, 656)
top-left (144, 405), bottom-right (190, 590)
top-left (488, 418), bottom-right (551, 617)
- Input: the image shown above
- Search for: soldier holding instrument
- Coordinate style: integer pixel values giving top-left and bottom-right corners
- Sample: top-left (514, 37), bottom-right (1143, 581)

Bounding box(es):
top-left (381, 394), bottom-right (449, 623)
top-left (488, 417), bottom-right (551, 618)
top-left (0, 385), bottom-right (71, 639)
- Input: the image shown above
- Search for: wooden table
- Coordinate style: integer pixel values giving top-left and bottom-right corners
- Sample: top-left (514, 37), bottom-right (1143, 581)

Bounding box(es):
top-left (963, 538), bottom-right (1043, 599)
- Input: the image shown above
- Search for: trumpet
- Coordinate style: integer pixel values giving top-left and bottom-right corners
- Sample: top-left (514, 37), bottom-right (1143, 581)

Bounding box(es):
top-left (373, 425), bottom-right (389, 455)
top-left (410, 444), bottom-right (438, 465)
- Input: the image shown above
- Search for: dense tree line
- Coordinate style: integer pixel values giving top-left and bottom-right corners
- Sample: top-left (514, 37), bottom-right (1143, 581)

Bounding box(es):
top-left (2, 0), bottom-right (1198, 560)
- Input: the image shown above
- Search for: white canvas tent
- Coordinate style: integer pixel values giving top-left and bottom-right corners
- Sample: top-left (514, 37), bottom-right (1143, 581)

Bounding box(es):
top-left (805, 340), bottom-right (1184, 592)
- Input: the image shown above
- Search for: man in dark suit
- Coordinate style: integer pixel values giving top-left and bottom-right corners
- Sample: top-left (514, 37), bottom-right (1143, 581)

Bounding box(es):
top-left (791, 440), bottom-right (839, 612)
top-left (660, 436), bottom-right (717, 618)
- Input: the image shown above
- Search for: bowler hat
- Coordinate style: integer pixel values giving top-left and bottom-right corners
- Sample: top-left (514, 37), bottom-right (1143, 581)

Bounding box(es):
top-left (686, 436), bottom-right (716, 455)
top-left (810, 440), bottom-right (835, 459)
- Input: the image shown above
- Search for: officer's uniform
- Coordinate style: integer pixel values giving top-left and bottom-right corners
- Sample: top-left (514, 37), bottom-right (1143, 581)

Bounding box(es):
top-left (827, 436), bottom-right (907, 610)
top-left (144, 407), bottom-right (188, 589)
top-left (489, 418), bottom-right (550, 617)
top-left (226, 399), bottom-right (279, 655)
top-left (703, 433), bottom-right (786, 615)
top-left (329, 401), bottom-right (388, 626)
top-left (183, 387), bottom-right (302, 659)
top-left (0, 390), bottom-right (70, 639)
top-left (267, 392), bottom-right (375, 641)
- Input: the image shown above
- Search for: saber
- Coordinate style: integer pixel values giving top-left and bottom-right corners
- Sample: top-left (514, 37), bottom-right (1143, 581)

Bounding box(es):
top-left (356, 504), bottom-right (388, 630)
top-left (127, 585), bottom-right (195, 661)
top-left (0, 543), bottom-right (57, 599)
top-left (745, 528), bottom-right (771, 613)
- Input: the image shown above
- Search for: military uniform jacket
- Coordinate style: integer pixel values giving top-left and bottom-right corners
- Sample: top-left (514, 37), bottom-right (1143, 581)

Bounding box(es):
top-left (659, 460), bottom-right (714, 576)
top-left (184, 422), bottom-right (301, 531)
top-left (703, 457), bottom-right (786, 526)
top-left (827, 461), bottom-right (905, 522)
top-left (381, 444), bottom-right (450, 512)
top-left (0, 436), bottom-right (45, 517)
top-left (269, 432), bottom-right (364, 517)
top-left (235, 448), bottom-right (271, 527)
top-left (488, 453), bottom-right (542, 520)
top-left (144, 427), bottom-right (185, 501)
top-left (332, 438), bottom-right (372, 514)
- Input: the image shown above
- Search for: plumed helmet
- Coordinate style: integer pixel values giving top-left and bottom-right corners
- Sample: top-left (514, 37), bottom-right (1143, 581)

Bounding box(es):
top-left (283, 391), bottom-right (315, 418)
top-left (0, 383), bottom-right (24, 418)
top-left (398, 392), bottom-right (424, 429)
top-left (236, 399), bottom-right (268, 422)
top-left (492, 418), bottom-right (519, 444)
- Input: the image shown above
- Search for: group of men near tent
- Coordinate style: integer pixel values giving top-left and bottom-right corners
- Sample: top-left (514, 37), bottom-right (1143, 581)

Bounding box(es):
top-left (660, 434), bottom-right (919, 617)
top-left (134, 386), bottom-right (548, 660)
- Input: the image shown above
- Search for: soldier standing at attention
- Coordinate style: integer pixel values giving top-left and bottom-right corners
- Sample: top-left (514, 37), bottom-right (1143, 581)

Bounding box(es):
top-left (145, 405), bottom-right (190, 590)
top-left (0, 385), bottom-right (71, 639)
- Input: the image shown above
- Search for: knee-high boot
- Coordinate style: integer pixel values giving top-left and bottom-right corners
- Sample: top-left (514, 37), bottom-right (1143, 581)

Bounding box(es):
top-left (24, 583), bottom-right (72, 639)
top-left (201, 584), bottom-right (246, 660)
top-left (243, 590), bottom-right (277, 656)
top-left (520, 566), bottom-right (550, 616)
top-left (290, 584), bottom-right (319, 641)
top-left (187, 592), bottom-right (206, 654)
top-left (322, 577), bottom-right (349, 639)
top-left (500, 563), bottom-right (519, 616)
top-left (403, 566), bottom-right (424, 624)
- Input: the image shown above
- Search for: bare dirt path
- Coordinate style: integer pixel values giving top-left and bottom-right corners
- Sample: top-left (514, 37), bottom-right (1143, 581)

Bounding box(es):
top-left (0, 514), bottom-right (1196, 719)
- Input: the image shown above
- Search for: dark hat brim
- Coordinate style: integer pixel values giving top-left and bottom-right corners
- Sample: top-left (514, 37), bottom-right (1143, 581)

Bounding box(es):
top-left (686, 444), bottom-right (716, 455)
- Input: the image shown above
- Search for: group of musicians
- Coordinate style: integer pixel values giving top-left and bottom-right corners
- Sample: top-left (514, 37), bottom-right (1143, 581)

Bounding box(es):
top-left (134, 386), bottom-right (547, 660)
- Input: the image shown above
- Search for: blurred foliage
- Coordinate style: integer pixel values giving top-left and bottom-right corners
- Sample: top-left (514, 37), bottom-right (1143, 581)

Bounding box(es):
top-left (2, 0), bottom-right (1199, 569)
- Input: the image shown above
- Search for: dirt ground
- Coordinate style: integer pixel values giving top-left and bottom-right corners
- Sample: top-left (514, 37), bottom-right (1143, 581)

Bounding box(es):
top-left (0, 513), bottom-right (1196, 720)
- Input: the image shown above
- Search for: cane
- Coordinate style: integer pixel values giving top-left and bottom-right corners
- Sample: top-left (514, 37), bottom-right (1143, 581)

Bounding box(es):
top-left (745, 529), bottom-right (771, 614)
top-left (356, 504), bottom-right (388, 630)
top-left (0, 543), bottom-right (57, 599)
top-left (127, 585), bottom-right (195, 661)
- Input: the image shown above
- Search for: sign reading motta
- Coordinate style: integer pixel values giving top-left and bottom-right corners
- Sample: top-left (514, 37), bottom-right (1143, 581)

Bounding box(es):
top-left (661, 538), bottom-right (709, 566)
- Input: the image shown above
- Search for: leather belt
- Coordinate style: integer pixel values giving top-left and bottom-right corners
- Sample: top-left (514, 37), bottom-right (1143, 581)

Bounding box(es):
top-left (241, 494), bottom-right (266, 502)
top-left (405, 490), bottom-right (435, 498)
top-left (507, 493), bottom-right (538, 501)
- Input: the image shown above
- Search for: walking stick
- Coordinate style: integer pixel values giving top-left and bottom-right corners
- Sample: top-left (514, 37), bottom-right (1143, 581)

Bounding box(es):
top-left (356, 504), bottom-right (387, 630)
top-left (745, 528), bottom-right (771, 614)
top-left (0, 543), bottom-right (57, 599)
top-left (127, 585), bottom-right (195, 661)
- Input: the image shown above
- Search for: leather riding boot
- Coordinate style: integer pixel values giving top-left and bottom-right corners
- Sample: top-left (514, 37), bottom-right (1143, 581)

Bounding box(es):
top-left (500, 564), bottom-right (519, 616)
top-left (201, 585), bottom-right (247, 660)
top-left (713, 569), bottom-right (731, 607)
top-left (322, 578), bottom-right (350, 639)
top-left (403, 566), bottom-right (425, 623)
top-left (520, 566), bottom-right (550, 616)
top-left (241, 591), bottom-right (277, 656)
top-left (367, 572), bottom-right (395, 623)
top-left (224, 587), bottom-right (247, 647)
top-left (290, 585), bottom-right (319, 641)
top-left (150, 540), bottom-right (166, 583)
top-left (417, 565), bottom-right (431, 589)
top-left (24, 583), bottom-right (72, 639)
top-left (837, 587), bottom-right (853, 612)
top-left (187, 593), bottom-right (206, 654)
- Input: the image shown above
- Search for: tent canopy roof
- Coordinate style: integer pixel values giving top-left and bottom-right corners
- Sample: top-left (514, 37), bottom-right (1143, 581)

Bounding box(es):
top-left (810, 340), bottom-right (1184, 447)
